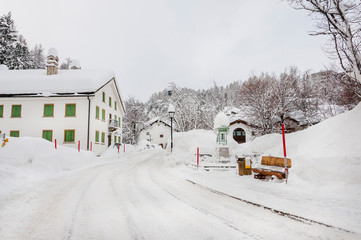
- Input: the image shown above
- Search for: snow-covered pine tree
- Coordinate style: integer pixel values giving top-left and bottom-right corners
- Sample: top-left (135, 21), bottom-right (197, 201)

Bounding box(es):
top-left (30, 44), bottom-right (46, 69)
top-left (0, 12), bottom-right (18, 67)
top-left (0, 12), bottom-right (33, 69)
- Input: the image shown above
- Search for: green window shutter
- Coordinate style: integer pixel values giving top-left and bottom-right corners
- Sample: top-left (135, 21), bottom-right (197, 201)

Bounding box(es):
top-left (0, 105), bottom-right (3, 117)
top-left (96, 106), bottom-right (99, 119)
top-left (114, 135), bottom-right (116, 143)
top-left (11, 105), bottom-right (21, 117)
top-left (65, 130), bottom-right (75, 142)
top-left (10, 131), bottom-right (19, 137)
top-left (44, 105), bottom-right (54, 117)
top-left (102, 92), bottom-right (105, 102)
top-left (95, 131), bottom-right (99, 142)
top-left (42, 130), bottom-right (52, 141)
top-left (115, 101), bottom-right (117, 110)
top-left (101, 132), bottom-right (105, 143)
top-left (102, 109), bottom-right (105, 120)
top-left (118, 117), bottom-right (121, 127)
top-left (118, 136), bottom-right (120, 143)
top-left (66, 104), bottom-right (76, 116)
top-left (115, 114), bottom-right (117, 120)
top-left (109, 97), bottom-right (112, 107)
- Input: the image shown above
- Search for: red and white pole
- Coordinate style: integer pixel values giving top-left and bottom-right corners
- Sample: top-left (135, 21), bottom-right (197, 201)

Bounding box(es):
top-left (282, 124), bottom-right (288, 183)
top-left (78, 140), bottom-right (80, 152)
top-left (197, 147), bottom-right (199, 169)
top-left (55, 139), bottom-right (57, 149)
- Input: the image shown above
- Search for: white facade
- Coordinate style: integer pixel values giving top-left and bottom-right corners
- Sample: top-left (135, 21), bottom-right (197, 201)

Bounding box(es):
top-left (139, 119), bottom-right (171, 149)
top-left (228, 120), bottom-right (256, 144)
top-left (0, 69), bottom-right (124, 156)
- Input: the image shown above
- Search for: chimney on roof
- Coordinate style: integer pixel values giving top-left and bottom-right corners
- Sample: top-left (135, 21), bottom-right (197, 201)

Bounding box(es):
top-left (46, 48), bottom-right (59, 75)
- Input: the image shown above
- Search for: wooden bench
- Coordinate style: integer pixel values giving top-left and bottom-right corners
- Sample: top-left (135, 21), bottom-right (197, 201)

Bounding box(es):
top-left (252, 156), bottom-right (292, 180)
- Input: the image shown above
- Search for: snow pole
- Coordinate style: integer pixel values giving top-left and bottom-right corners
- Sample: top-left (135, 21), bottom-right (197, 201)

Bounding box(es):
top-left (197, 147), bottom-right (199, 169)
top-left (123, 144), bottom-right (125, 154)
top-left (55, 139), bottom-right (57, 149)
top-left (78, 140), bottom-right (80, 152)
top-left (118, 144), bottom-right (120, 154)
top-left (90, 142), bottom-right (92, 152)
top-left (282, 124), bottom-right (288, 183)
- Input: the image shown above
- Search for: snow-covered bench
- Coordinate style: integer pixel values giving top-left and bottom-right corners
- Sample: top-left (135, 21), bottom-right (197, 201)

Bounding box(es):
top-left (252, 156), bottom-right (292, 180)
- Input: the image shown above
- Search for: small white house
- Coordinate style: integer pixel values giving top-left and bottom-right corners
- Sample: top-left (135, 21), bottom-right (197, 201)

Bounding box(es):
top-left (0, 48), bottom-right (125, 155)
top-left (138, 117), bottom-right (172, 149)
top-left (225, 107), bottom-right (257, 144)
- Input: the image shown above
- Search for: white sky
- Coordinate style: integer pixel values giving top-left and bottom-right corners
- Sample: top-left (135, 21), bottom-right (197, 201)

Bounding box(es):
top-left (1, 0), bottom-right (330, 101)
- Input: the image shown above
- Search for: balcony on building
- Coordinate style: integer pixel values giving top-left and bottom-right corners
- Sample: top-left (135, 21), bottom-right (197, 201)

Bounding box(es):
top-left (108, 119), bottom-right (118, 132)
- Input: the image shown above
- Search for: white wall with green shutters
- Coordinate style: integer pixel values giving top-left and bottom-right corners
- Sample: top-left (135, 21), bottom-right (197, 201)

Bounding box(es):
top-left (0, 79), bottom-right (124, 156)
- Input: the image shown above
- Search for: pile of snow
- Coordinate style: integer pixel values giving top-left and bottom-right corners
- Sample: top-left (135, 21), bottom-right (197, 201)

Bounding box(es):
top-left (47, 47), bottom-right (58, 57)
top-left (238, 102), bottom-right (361, 185)
top-left (0, 137), bottom-right (101, 196)
top-left (213, 112), bottom-right (230, 130)
top-left (166, 129), bottom-right (217, 166)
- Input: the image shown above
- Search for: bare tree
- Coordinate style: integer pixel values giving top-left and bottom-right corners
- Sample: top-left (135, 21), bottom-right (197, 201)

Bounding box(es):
top-left (287, 0), bottom-right (361, 83)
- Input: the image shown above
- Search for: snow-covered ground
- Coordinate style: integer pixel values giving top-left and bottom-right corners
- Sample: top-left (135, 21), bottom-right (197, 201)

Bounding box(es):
top-left (0, 103), bottom-right (360, 239)
top-left (165, 102), bottom-right (361, 234)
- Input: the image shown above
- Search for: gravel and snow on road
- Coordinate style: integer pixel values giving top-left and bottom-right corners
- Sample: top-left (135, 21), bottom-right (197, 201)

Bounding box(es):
top-left (0, 103), bottom-right (360, 239)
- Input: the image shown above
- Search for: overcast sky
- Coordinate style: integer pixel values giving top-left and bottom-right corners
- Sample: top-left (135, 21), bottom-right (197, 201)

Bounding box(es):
top-left (2, 0), bottom-right (330, 101)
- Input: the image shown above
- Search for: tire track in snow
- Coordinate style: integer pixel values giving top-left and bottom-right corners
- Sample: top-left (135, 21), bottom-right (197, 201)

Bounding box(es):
top-left (185, 180), bottom-right (354, 234)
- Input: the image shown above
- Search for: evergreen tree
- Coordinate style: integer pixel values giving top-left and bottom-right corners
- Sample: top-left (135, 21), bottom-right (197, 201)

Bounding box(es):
top-left (30, 43), bottom-right (46, 69)
top-left (0, 12), bottom-right (17, 66)
top-left (0, 12), bottom-right (34, 69)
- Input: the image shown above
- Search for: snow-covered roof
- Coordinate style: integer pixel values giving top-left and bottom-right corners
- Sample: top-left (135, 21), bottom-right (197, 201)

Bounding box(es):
top-left (70, 60), bottom-right (81, 69)
top-left (47, 48), bottom-right (58, 57)
top-left (214, 112), bottom-right (230, 129)
top-left (0, 69), bottom-right (116, 95)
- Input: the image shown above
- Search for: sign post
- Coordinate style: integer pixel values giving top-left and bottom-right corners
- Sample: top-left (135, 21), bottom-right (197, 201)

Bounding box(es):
top-left (282, 123), bottom-right (288, 183)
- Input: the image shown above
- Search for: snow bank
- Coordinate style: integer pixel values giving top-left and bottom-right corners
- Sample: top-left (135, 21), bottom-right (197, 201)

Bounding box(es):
top-left (0, 137), bottom-right (100, 195)
top-left (239, 102), bottom-right (361, 185)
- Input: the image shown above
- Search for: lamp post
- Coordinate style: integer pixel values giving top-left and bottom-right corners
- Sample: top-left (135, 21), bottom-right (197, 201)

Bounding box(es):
top-left (168, 104), bottom-right (175, 153)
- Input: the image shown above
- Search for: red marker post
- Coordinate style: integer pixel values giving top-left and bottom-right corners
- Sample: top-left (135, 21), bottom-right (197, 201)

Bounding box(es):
top-left (123, 144), bottom-right (125, 154)
top-left (282, 124), bottom-right (288, 183)
top-left (118, 144), bottom-right (120, 154)
top-left (55, 139), bottom-right (57, 149)
top-left (197, 147), bottom-right (199, 169)
top-left (78, 140), bottom-right (80, 152)
top-left (90, 142), bottom-right (92, 152)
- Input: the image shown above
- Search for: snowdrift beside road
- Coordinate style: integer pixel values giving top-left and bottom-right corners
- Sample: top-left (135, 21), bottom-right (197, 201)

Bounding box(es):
top-left (240, 102), bottom-right (361, 185)
top-left (0, 137), bottom-right (99, 196)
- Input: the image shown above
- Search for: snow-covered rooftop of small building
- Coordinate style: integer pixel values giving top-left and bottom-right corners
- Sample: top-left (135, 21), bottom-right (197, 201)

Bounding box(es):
top-left (70, 60), bottom-right (81, 69)
top-left (47, 48), bottom-right (58, 57)
top-left (214, 112), bottom-right (230, 129)
top-left (0, 69), bottom-right (116, 95)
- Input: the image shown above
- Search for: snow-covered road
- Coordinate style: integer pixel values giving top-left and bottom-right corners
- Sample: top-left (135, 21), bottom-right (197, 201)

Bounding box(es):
top-left (0, 149), bottom-right (358, 239)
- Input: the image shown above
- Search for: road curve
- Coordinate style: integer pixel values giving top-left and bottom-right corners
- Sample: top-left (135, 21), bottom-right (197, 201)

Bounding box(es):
top-left (0, 149), bottom-right (358, 239)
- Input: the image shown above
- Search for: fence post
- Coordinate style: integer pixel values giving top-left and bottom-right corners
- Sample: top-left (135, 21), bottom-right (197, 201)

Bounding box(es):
top-left (282, 124), bottom-right (288, 183)
top-left (197, 147), bottom-right (199, 169)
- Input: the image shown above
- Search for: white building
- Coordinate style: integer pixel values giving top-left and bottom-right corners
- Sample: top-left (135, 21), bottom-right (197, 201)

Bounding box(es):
top-left (225, 107), bottom-right (257, 144)
top-left (138, 117), bottom-right (172, 149)
top-left (0, 49), bottom-right (125, 155)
